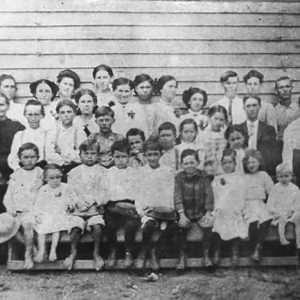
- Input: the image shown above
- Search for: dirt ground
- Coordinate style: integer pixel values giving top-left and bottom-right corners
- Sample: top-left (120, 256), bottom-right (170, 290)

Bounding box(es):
top-left (0, 266), bottom-right (300, 300)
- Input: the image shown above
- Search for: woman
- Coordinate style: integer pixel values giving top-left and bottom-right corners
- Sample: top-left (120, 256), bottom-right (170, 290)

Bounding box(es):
top-left (56, 69), bottom-right (81, 101)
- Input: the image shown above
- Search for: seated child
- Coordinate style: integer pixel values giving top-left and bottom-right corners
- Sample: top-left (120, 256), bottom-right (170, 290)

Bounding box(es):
top-left (64, 139), bottom-right (108, 271)
top-left (126, 128), bottom-right (147, 168)
top-left (89, 106), bottom-right (123, 168)
top-left (267, 164), bottom-right (300, 247)
top-left (175, 149), bottom-right (214, 269)
top-left (3, 143), bottom-right (44, 269)
top-left (158, 122), bottom-right (180, 172)
top-left (135, 139), bottom-right (177, 271)
top-left (34, 164), bottom-right (79, 263)
top-left (105, 140), bottom-right (140, 269)
top-left (212, 149), bottom-right (248, 266)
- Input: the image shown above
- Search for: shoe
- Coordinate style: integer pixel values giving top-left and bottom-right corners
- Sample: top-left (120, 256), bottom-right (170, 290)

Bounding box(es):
top-left (106, 248), bottom-right (117, 268)
top-left (149, 248), bottom-right (160, 271)
top-left (135, 248), bottom-right (147, 269)
top-left (124, 251), bottom-right (134, 269)
top-left (250, 245), bottom-right (261, 262)
top-left (213, 249), bottom-right (221, 266)
top-left (175, 250), bottom-right (186, 270)
top-left (203, 249), bottom-right (213, 267)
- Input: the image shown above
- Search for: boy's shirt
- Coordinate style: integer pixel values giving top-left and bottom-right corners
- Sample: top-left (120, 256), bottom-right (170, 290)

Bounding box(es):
top-left (3, 167), bottom-right (44, 213)
top-left (159, 148), bottom-right (180, 172)
top-left (89, 131), bottom-right (124, 168)
top-left (73, 115), bottom-right (99, 138)
top-left (8, 127), bottom-right (48, 171)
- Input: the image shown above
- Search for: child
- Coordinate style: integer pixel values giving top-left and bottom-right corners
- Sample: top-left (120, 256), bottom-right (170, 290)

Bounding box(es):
top-left (181, 87), bottom-right (209, 130)
top-left (73, 88), bottom-right (99, 137)
top-left (34, 164), bottom-right (78, 263)
top-left (243, 149), bottom-right (273, 262)
top-left (56, 69), bottom-right (81, 101)
top-left (135, 139), bottom-right (177, 270)
top-left (267, 164), bottom-right (300, 247)
top-left (224, 125), bottom-right (248, 174)
top-left (175, 149), bottom-right (214, 269)
top-left (158, 122), bottom-right (180, 172)
top-left (64, 139), bottom-right (108, 271)
top-left (126, 128), bottom-right (147, 167)
top-left (105, 140), bottom-right (140, 268)
top-left (3, 143), bottom-right (44, 269)
top-left (89, 106), bottom-right (123, 168)
top-left (212, 149), bottom-right (248, 266)
top-left (8, 99), bottom-right (48, 171)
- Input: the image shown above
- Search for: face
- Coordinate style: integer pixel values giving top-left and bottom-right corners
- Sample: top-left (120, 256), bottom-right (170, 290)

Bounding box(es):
top-left (96, 115), bottom-right (114, 133)
top-left (58, 105), bottom-right (75, 127)
top-left (145, 150), bottom-right (161, 169)
top-left (181, 123), bottom-right (197, 143)
top-left (160, 80), bottom-right (177, 102)
top-left (189, 93), bottom-right (204, 112)
top-left (222, 76), bottom-right (238, 98)
top-left (58, 77), bottom-right (75, 99)
top-left (277, 170), bottom-right (292, 185)
top-left (80, 148), bottom-right (98, 166)
top-left (35, 82), bottom-right (53, 105)
top-left (45, 169), bottom-right (62, 189)
top-left (19, 149), bottom-right (38, 170)
top-left (222, 156), bottom-right (236, 174)
top-left (78, 94), bottom-right (95, 116)
top-left (159, 129), bottom-right (176, 150)
top-left (182, 155), bottom-right (199, 175)
top-left (94, 69), bottom-right (111, 92)
top-left (24, 104), bottom-right (43, 129)
top-left (246, 77), bottom-right (261, 95)
top-left (228, 130), bottom-right (245, 150)
top-left (114, 84), bottom-right (132, 105)
top-left (246, 156), bottom-right (260, 174)
top-left (135, 81), bottom-right (153, 102)
top-left (244, 98), bottom-right (260, 121)
top-left (0, 79), bottom-right (16, 100)
top-left (276, 79), bottom-right (292, 102)
top-left (210, 112), bottom-right (226, 132)
top-left (0, 96), bottom-right (9, 118)
top-left (113, 150), bottom-right (129, 169)
top-left (128, 135), bottom-right (144, 152)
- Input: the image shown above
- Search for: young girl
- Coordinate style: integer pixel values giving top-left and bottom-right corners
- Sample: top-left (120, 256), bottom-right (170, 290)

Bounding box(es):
top-left (212, 149), bottom-right (248, 266)
top-left (181, 87), bottom-right (209, 131)
top-left (175, 118), bottom-right (198, 158)
top-left (34, 164), bottom-right (78, 263)
top-left (197, 105), bottom-right (228, 175)
top-left (224, 125), bottom-right (248, 174)
top-left (243, 149), bottom-right (273, 262)
top-left (3, 143), bottom-right (44, 269)
top-left (56, 69), bottom-right (81, 101)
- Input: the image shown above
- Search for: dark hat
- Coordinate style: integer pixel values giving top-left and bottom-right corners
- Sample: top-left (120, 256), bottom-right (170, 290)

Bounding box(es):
top-left (29, 79), bottom-right (59, 98)
top-left (57, 69), bottom-right (81, 90)
top-left (145, 206), bottom-right (178, 221)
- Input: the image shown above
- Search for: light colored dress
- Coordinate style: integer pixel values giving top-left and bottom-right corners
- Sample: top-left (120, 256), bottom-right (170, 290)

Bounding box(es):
top-left (234, 148), bottom-right (246, 174)
top-left (180, 109), bottom-right (209, 131)
top-left (212, 173), bottom-right (248, 240)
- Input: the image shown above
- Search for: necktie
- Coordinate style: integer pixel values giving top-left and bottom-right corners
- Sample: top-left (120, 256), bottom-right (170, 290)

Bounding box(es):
top-left (83, 124), bottom-right (91, 137)
top-left (248, 122), bottom-right (256, 149)
top-left (228, 99), bottom-right (233, 124)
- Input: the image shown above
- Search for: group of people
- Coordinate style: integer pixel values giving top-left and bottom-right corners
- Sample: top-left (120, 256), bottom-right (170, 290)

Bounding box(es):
top-left (0, 64), bottom-right (300, 272)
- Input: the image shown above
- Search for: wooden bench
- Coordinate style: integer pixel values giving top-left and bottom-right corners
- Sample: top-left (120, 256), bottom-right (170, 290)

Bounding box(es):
top-left (7, 223), bottom-right (299, 270)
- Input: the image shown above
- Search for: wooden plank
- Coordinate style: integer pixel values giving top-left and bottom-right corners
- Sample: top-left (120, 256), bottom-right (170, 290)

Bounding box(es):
top-left (0, 26), bottom-right (298, 41)
top-left (1, 40), bottom-right (299, 55)
top-left (1, 1), bottom-right (300, 14)
top-left (0, 12), bottom-right (298, 27)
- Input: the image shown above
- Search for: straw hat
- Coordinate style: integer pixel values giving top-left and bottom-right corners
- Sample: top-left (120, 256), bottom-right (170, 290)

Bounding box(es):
top-left (0, 213), bottom-right (20, 244)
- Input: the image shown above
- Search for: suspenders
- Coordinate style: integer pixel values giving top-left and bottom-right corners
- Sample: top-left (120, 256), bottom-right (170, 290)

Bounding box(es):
top-left (54, 127), bottom-right (78, 154)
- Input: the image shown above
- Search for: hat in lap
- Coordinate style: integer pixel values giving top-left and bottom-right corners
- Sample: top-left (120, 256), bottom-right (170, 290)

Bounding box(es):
top-left (0, 213), bottom-right (20, 244)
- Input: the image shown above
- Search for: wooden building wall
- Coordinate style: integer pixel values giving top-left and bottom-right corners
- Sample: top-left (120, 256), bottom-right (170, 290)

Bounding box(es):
top-left (1, 0), bottom-right (299, 105)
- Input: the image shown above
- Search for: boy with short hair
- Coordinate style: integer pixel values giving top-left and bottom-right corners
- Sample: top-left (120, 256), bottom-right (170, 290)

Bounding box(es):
top-left (126, 128), bottom-right (147, 167)
top-left (64, 139), bottom-right (108, 271)
top-left (89, 106), bottom-right (123, 168)
top-left (135, 139), bottom-right (177, 270)
top-left (105, 140), bottom-right (140, 268)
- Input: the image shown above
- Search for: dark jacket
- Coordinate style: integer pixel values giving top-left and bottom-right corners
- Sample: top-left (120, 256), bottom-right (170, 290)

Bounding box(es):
top-left (174, 169), bottom-right (214, 220)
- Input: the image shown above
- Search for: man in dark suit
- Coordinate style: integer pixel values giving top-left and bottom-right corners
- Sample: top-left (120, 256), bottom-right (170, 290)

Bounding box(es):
top-left (240, 95), bottom-right (281, 179)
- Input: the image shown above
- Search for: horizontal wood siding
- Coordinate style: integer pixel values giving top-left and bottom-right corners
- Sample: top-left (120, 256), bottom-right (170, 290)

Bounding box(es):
top-left (0, 0), bottom-right (299, 105)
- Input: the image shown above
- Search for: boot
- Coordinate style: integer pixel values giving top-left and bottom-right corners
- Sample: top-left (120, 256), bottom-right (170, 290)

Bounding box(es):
top-left (149, 248), bottom-right (160, 271)
top-left (135, 248), bottom-right (147, 269)
top-left (232, 245), bottom-right (240, 267)
top-left (123, 251), bottom-right (134, 269)
top-left (106, 248), bottom-right (117, 268)
top-left (203, 249), bottom-right (213, 267)
top-left (213, 249), bottom-right (221, 266)
top-left (176, 250), bottom-right (186, 270)
top-left (250, 245), bottom-right (261, 262)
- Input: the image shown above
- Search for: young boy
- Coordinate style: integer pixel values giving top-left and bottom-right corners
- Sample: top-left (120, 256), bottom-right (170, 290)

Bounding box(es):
top-left (175, 149), bottom-right (214, 269)
top-left (89, 106), bottom-right (123, 168)
top-left (135, 139), bottom-right (177, 271)
top-left (105, 140), bottom-right (140, 268)
top-left (64, 139), bottom-right (108, 271)
top-left (126, 128), bottom-right (147, 167)
top-left (8, 99), bottom-right (48, 170)
top-left (158, 122), bottom-right (180, 172)
top-left (4, 143), bottom-right (44, 269)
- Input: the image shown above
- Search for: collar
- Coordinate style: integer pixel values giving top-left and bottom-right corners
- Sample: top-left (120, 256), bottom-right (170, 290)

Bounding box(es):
top-left (99, 130), bottom-right (113, 138)
top-left (160, 98), bottom-right (172, 107)
top-left (247, 119), bottom-right (259, 127)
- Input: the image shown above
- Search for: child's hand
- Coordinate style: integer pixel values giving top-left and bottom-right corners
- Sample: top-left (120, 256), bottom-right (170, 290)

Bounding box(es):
top-left (7, 210), bottom-right (17, 217)
top-left (35, 215), bottom-right (41, 224)
top-left (178, 212), bottom-right (190, 228)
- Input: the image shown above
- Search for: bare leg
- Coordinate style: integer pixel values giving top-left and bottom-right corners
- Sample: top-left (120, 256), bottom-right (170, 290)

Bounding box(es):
top-left (64, 227), bottom-right (81, 270)
top-left (91, 225), bottom-right (104, 271)
top-left (278, 218), bottom-right (289, 245)
top-left (49, 232), bottom-right (60, 261)
top-left (34, 234), bottom-right (46, 263)
top-left (23, 224), bottom-right (34, 270)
